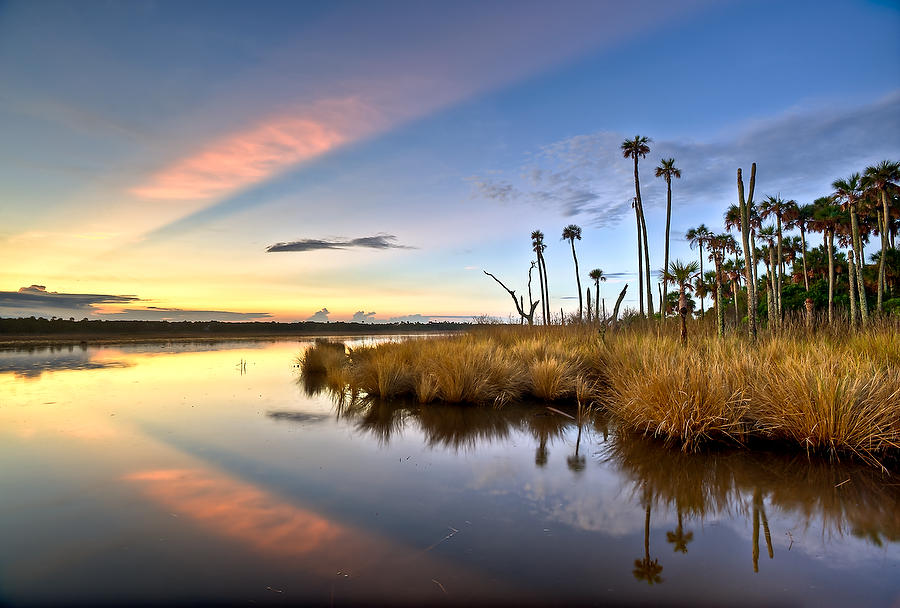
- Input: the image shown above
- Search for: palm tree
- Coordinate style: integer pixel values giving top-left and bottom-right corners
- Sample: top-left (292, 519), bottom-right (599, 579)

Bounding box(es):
top-left (562, 224), bottom-right (584, 321)
top-left (693, 271), bottom-right (714, 318)
top-left (708, 233), bottom-right (736, 336)
top-left (589, 268), bottom-right (606, 321)
top-left (723, 254), bottom-right (743, 325)
top-left (833, 174), bottom-right (869, 323)
top-left (862, 160), bottom-right (900, 314)
top-left (808, 197), bottom-right (843, 324)
top-left (656, 158), bottom-right (681, 316)
top-left (784, 201), bottom-right (813, 291)
top-left (685, 224), bottom-right (712, 316)
top-left (737, 164), bottom-right (759, 339)
top-left (531, 230), bottom-right (549, 324)
top-left (661, 259), bottom-right (700, 346)
top-left (759, 195), bottom-right (788, 325)
top-left (759, 225), bottom-right (778, 327)
top-left (622, 135), bottom-right (654, 317)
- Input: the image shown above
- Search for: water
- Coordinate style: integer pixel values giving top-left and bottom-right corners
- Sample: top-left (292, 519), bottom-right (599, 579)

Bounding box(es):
top-left (1, 339), bottom-right (898, 606)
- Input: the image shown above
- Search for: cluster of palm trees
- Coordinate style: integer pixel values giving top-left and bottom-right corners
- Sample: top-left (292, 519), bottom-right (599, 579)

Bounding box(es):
top-left (492, 134), bottom-right (897, 332)
top-left (684, 159), bottom-right (899, 336)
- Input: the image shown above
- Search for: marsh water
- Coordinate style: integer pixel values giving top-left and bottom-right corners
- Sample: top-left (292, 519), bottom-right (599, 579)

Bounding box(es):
top-left (1, 339), bottom-right (898, 606)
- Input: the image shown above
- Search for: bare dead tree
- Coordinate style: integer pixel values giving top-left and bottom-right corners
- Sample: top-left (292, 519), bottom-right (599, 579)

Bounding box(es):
top-left (483, 270), bottom-right (540, 325)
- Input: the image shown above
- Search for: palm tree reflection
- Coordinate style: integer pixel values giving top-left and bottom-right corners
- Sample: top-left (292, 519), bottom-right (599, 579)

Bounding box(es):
top-left (666, 507), bottom-right (693, 554)
top-left (633, 484), bottom-right (663, 585)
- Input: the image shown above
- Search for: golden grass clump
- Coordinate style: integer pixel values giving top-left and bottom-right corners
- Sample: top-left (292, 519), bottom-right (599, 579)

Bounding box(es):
top-left (296, 321), bottom-right (900, 466)
top-left (749, 341), bottom-right (900, 466)
top-left (599, 334), bottom-right (752, 450)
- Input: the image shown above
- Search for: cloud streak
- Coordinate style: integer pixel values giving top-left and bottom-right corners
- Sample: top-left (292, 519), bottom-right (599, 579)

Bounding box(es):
top-left (266, 234), bottom-right (414, 253)
top-left (131, 98), bottom-right (379, 201)
top-left (0, 285), bottom-right (271, 321)
top-left (0, 285), bottom-right (138, 311)
top-left (98, 307), bottom-right (271, 321)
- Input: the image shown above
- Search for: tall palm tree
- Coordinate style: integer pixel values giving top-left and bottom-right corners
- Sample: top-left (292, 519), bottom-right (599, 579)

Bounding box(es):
top-left (562, 224), bottom-right (584, 321)
top-left (662, 259), bottom-right (700, 346)
top-left (784, 201), bottom-right (813, 291)
top-left (737, 164), bottom-right (758, 339)
top-left (833, 174), bottom-right (869, 323)
top-left (631, 197), bottom-right (644, 315)
top-left (589, 268), bottom-right (606, 321)
top-left (708, 233), bottom-right (737, 336)
top-left (685, 224), bottom-right (712, 316)
top-left (759, 195), bottom-right (788, 325)
top-left (531, 230), bottom-right (549, 324)
top-left (655, 158), bottom-right (681, 316)
top-left (862, 160), bottom-right (900, 314)
top-left (808, 197), bottom-right (843, 324)
top-left (694, 271), bottom-right (715, 319)
top-left (759, 225), bottom-right (778, 327)
top-left (723, 254), bottom-right (743, 325)
top-left (622, 135), bottom-right (654, 317)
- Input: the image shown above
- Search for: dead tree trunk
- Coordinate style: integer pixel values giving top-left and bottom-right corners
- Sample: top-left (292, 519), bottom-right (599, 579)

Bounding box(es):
top-left (483, 270), bottom-right (539, 325)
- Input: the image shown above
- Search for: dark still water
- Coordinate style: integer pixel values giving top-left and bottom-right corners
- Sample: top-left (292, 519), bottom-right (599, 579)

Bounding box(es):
top-left (1, 339), bottom-right (898, 606)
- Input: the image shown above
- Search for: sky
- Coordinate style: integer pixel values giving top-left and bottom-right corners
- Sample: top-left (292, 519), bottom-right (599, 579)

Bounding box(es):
top-left (1, 0), bottom-right (899, 322)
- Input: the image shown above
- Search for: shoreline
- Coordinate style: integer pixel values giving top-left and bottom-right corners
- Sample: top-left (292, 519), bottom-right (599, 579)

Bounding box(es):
top-left (0, 329), bottom-right (463, 348)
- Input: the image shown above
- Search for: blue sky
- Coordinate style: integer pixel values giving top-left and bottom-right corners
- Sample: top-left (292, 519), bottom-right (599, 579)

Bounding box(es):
top-left (1, 0), bottom-right (898, 321)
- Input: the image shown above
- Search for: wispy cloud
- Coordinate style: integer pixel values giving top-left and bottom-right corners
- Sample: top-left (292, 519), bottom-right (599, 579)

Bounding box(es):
top-left (474, 93), bottom-right (900, 228)
top-left (131, 98), bottom-right (379, 201)
top-left (0, 285), bottom-right (138, 312)
top-left (0, 285), bottom-right (270, 321)
top-left (266, 234), bottom-right (414, 253)
top-left (98, 307), bottom-right (271, 321)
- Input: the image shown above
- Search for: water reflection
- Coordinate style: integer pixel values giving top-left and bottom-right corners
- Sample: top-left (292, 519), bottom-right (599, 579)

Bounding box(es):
top-left (2, 340), bottom-right (897, 605)
top-left (288, 387), bottom-right (900, 563)
top-left (0, 346), bottom-right (131, 378)
top-left (606, 433), bottom-right (900, 549)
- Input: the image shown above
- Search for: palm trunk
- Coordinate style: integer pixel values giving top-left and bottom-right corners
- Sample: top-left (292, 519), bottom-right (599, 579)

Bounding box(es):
top-left (751, 232), bottom-right (759, 288)
top-left (768, 246), bottom-right (777, 329)
top-left (848, 252), bottom-right (859, 328)
top-left (633, 155), bottom-right (653, 317)
top-left (586, 288), bottom-right (592, 323)
top-left (849, 207), bottom-right (868, 322)
top-left (595, 279), bottom-right (600, 321)
top-left (635, 203), bottom-right (644, 316)
top-left (715, 260), bottom-right (724, 338)
top-left (878, 190), bottom-right (889, 314)
top-left (570, 240), bottom-right (583, 321)
top-left (776, 215), bottom-right (783, 325)
top-left (738, 165), bottom-right (757, 339)
top-left (826, 231), bottom-right (835, 325)
top-left (541, 252), bottom-right (551, 324)
top-left (663, 176), bottom-right (672, 317)
top-left (800, 226), bottom-right (809, 291)
top-left (699, 243), bottom-right (705, 317)
top-left (536, 253), bottom-right (547, 324)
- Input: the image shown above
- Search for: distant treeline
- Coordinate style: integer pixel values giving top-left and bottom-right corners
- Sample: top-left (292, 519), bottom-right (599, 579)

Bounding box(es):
top-left (0, 317), bottom-right (470, 338)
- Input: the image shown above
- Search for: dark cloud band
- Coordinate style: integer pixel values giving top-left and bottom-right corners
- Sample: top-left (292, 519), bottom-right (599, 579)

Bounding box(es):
top-left (266, 234), bottom-right (414, 252)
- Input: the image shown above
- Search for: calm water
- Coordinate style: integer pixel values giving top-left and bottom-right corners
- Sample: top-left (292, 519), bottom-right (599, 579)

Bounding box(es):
top-left (1, 339), bottom-right (898, 606)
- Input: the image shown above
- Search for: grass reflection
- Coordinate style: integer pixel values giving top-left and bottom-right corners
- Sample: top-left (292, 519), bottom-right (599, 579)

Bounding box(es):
top-left (606, 432), bottom-right (900, 552)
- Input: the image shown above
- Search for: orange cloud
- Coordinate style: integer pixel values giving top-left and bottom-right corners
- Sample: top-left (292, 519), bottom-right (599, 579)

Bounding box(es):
top-left (131, 98), bottom-right (378, 201)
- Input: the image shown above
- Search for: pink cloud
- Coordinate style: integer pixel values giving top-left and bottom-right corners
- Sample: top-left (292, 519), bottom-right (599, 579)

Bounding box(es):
top-left (131, 98), bottom-right (378, 201)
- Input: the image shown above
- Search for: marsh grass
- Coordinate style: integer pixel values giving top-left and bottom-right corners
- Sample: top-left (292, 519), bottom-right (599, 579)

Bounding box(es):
top-left (299, 320), bottom-right (900, 466)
